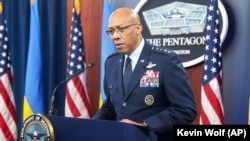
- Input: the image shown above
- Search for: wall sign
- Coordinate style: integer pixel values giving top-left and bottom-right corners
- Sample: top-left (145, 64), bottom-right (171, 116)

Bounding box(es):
top-left (135, 0), bottom-right (228, 68)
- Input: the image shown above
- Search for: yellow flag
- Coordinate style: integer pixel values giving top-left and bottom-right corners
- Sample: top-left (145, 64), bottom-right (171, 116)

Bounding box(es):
top-left (248, 98), bottom-right (250, 124)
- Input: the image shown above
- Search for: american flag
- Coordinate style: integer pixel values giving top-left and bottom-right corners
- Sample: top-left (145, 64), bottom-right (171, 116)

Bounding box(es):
top-left (0, 1), bottom-right (17, 140)
top-left (200, 0), bottom-right (224, 124)
top-left (65, 1), bottom-right (91, 118)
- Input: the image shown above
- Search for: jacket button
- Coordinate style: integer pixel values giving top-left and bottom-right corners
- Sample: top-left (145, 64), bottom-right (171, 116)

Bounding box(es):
top-left (122, 102), bottom-right (127, 107)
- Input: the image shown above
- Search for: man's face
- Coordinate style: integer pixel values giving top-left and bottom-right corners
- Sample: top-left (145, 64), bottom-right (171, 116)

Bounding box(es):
top-left (107, 14), bottom-right (141, 55)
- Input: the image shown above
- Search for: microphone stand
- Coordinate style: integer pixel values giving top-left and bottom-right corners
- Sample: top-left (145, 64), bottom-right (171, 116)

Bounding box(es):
top-left (48, 62), bottom-right (95, 116)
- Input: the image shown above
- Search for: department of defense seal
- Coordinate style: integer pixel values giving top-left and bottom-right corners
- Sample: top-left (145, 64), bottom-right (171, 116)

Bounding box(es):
top-left (20, 114), bottom-right (54, 141)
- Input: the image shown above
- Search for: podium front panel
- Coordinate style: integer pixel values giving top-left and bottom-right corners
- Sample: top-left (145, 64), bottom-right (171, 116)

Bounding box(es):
top-left (46, 115), bottom-right (157, 141)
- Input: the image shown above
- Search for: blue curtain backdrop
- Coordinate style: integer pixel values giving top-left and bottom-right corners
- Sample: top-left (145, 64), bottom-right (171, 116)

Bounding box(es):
top-left (222, 0), bottom-right (250, 124)
top-left (4, 0), bottom-right (66, 134)
top-left (2, 0), bottom-right (250, 137)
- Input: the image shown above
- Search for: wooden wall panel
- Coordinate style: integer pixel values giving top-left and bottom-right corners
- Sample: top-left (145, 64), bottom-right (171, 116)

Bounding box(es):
top-left (186, 63), bottom-right (203, 124)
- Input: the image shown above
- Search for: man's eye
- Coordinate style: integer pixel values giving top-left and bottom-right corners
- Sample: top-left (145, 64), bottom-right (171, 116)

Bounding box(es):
top-left (106, 30), bottom-right (114, 35)
top-left (117, 27), bottom-right (126, 32)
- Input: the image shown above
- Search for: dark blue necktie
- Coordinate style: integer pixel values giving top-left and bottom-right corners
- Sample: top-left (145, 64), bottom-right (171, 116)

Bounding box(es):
top-left (123, 57), bottom-right (132, 91)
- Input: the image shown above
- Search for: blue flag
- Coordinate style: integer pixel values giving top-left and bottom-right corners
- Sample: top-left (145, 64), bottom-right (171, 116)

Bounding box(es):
top-left (23, 0), bottom-right (44, 120)
top-left (99, 0), bottom-right (115, 106)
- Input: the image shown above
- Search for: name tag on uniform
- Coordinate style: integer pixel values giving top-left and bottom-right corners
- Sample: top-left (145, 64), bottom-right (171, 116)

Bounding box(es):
top-left (140, 70), bottom-right (159, 87)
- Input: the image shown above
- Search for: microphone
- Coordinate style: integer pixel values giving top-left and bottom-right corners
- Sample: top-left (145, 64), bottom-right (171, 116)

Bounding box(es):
top-left (48, 62), bottom-right (95, 116)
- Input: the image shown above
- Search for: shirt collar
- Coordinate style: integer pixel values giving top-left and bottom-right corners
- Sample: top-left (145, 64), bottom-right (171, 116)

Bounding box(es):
top-left (126, 39), bottom-right (144, 64)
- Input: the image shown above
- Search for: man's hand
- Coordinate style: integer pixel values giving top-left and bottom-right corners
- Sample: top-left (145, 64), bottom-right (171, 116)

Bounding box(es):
top-left (120, 119), bottom-right (145, 127)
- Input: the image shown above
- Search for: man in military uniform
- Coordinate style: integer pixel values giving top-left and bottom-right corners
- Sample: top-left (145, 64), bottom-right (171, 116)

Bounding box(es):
top-left (93, 7), bottom-right (197, 141)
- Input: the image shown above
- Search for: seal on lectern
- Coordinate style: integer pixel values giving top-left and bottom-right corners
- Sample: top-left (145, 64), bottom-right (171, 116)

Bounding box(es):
top-left (20, 114), bottom-right (54, 141)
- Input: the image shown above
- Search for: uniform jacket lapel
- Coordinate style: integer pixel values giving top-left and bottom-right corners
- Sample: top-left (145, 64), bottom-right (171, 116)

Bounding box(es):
top-left (123, 42), bottom-right (151, 99)
top-left (116, 56), bottom-right (124, 97)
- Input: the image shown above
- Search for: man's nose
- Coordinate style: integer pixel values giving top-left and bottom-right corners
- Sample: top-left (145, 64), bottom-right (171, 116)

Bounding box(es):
top-left (111, 31), bottom-right (120, 40)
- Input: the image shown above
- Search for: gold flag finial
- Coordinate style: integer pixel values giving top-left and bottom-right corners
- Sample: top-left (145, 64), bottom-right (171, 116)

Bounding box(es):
top-left (31, 0), bottom-right (34, 6)
top-left (74, 0), bottom-right (80, 15)
top-left (0, 2), bottom-right (3, 14)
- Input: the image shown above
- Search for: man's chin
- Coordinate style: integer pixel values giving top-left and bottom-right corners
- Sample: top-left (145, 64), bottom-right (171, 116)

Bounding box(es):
top-left (116, 49), bottom-right (125, 54)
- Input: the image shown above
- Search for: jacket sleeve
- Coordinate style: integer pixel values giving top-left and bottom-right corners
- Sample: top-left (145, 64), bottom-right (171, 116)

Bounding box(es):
top-left (92, 60), bottom-right (117, 120)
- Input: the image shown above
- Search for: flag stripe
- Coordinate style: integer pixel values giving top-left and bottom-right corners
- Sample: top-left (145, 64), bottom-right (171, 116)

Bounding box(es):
top-left (0, 114), bottom-right (15, 141)
top-left (66, 76), bottom-right (91, 118)
top-left (201, 87), bottom-right (220, 124)
top-left (0, 95), bottom-right (17, 140)
top-left (0, 74), bottom-right (17, 123)
top-left (200, 107), bottom-right (210, 124)
top-left (203, 76), bottom-right (224, 123)
top-left (66, 87), bottom-right (81, 117)
top-left (204, 76), bottom-right (223, 115)
top-left (0, 128), bottom-right (4, 141)
top-left (217, 72), bottom-right (222, 87)
top-left (72, 76), bottom-right (91, 114)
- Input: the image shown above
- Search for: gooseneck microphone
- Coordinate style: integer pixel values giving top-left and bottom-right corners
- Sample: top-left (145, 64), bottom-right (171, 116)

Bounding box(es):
top-left (48, 62), bottom-right (95, 116)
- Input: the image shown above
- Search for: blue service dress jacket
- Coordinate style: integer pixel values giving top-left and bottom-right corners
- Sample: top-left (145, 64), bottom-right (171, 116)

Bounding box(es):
top-left (93, 41), bottom-right (197, 140)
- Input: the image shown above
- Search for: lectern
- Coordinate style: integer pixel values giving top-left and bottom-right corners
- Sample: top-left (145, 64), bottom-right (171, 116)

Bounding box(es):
top-left (20, 114), bottom-right (158, 141)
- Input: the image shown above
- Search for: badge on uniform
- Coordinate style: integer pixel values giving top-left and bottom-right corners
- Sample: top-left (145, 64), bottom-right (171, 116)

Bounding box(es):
top-left (145, 62), bottom-right (156, 69)
top-left (140, 68), bottom-right (159, 87)
top-left (144, 95), bottom-right (154, 105)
